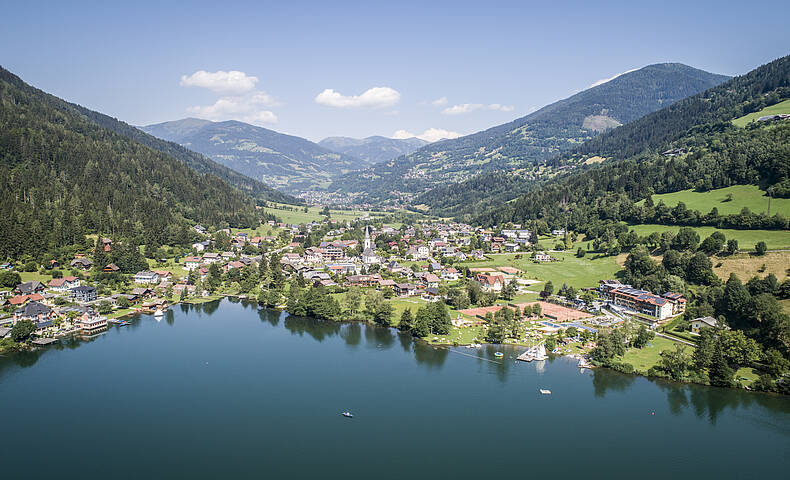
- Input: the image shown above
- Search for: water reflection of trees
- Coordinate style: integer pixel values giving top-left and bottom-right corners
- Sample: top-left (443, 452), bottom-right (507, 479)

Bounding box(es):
top-left (283, 315), bottom-right (342, 342)
top-left (413, 342), bottom-right (448, 369)
top-left (257, 308), bottom-right (281, 326)
top-left (340, 323), bottom-right (361, 347)
top-left (364, 324), bottom-right (395, 349)
top-left (591, 368), bottom-right (636, 398)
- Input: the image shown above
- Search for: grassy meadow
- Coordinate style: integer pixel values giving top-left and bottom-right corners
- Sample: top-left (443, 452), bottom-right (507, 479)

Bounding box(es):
top-left (732, 99), bottom-right (790, 127)
top-left (262, 203), bottom-right (390, 225)
top-left (636, 185), bottom-right (790, 217)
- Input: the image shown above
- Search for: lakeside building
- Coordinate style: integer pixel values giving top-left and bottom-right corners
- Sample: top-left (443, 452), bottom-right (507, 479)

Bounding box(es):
top-left (598, 280), bottom-right (674, 320)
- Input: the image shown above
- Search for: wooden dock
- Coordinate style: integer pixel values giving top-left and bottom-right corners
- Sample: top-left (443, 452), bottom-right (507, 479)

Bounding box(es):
top-left (32, 338), bottom-right (58, 346)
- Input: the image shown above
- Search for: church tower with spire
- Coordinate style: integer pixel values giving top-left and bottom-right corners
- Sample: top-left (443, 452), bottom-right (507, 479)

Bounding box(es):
top-left (362, 226), bottom-right (379, 265)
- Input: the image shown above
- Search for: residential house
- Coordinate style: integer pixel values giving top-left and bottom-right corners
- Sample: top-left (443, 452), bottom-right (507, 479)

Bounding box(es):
top-left (202, 253), bottom-right (221, 264)
top-left (691, 316), bottom-right (725, 334)
top-left (12, 301), bottom-right (52, 329)
top-left (48, 276), bottom-right (80, 293)
top-left (184, 256), bottom-right (202, 271)
top-left (103, 263), bottom-right (120, 273)
top-left (133, 271), bottom-right (160, 285)
top-left (475, 273), bottom-right (504, 293)
top-left (15, 281), bottom-right (45, 295)
top-left (70, 286), bottom-right (98, 303)
top-left (441, 267), bottom-right (459, 281)
top-left (422, 273), bottom-right (440, 289)
top-left (394, 283), bottom-right (417, 297)
top-left (70, 258), bottom-right (93, 270)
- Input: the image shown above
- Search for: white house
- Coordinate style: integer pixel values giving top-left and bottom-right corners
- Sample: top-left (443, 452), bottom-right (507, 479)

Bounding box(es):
top-left (133, 271), bottom-right (160, 285)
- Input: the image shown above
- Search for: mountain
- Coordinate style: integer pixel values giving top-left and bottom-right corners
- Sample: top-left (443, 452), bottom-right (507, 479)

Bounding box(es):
top-left (0, 66), bottom-right (261, 259)
top-left (473, 55), bottom-right (790, 230)
top-left (141, 119), bottom-right (371, 193)
top-left (69, 114), bottom-right (298, 205)
top-left (330, 63), bottom-right (731, 201)
top-left (319, 135), bottom-right (428, 164)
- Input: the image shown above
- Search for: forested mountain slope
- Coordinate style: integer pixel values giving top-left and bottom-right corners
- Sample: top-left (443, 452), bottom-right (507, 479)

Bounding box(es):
top-left (142, 119), bottom-right (370, 192)
top-left (0, 66), bottom-right (261, 259)
top-left (473, 55), bottom-right (790, 231)
top-left (331, 63), bottom-right (729, 201)
top-left (71, 113), bottom-right (298, 204)
top-left (319, 135), bottom-right (428, 164)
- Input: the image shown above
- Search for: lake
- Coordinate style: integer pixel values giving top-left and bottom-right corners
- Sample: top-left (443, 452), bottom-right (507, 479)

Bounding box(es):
top-left (1, 298), bottom-right (788, 479)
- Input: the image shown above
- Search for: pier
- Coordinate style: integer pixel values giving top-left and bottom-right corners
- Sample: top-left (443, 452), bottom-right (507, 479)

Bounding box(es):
top-left (32, 338), bottom-right (59, 346)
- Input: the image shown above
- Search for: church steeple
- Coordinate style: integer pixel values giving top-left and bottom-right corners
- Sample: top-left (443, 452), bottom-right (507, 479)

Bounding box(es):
top-left (364, 226), bottom-right (371, 250)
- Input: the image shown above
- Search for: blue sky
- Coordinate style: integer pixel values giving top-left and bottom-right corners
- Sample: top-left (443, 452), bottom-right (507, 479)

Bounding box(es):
top-left (2, 0), bottom-right (789, 142)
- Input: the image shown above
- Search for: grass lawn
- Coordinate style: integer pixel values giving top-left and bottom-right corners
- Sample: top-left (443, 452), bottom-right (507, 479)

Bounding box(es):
top-left (626, 224), bottom-right (790, 250)
top-left (262, 203), bottom-right (390, 225)
top-left (461, 251), bottom-right (621, 290)
top-left (19, 271), bottom-right (53, 284)
top-left (635, 185), bottom-right (790, 218)
top-left (732, 99), bottom-right (790, 127)
top-left (622, 336), bottom-right (694, 374)
top-left (712, 251), bottom-right (790, 282)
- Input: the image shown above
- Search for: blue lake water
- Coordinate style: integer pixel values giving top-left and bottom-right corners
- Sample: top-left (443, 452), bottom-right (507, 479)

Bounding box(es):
top-left (1, 298), bottom-right (788, 479)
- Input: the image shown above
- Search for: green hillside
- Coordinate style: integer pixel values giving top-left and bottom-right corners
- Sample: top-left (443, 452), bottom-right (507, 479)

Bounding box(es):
top-left (636, 185), bottom-right (790, 217)
top-left (472, 55), bottom-right (790, 233)
top-left (732, 99), bottom-right (790, 127)
top-left (0, 66), bottom-right (260, 259)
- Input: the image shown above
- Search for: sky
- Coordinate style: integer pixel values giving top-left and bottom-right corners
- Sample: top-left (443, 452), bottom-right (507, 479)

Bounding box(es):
top-left (2, 0), bottom-right (789, 142)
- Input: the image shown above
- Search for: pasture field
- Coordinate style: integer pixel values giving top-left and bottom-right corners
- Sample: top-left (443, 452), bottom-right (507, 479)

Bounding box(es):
top-left (732, 99), bottom-right (790, 127)
top-left (636, 185), bottom-right (790, 217)
top-left (262, 203), bottom-right (391, 225)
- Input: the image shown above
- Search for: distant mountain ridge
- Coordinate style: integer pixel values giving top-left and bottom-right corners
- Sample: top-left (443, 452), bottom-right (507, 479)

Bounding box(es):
top-left (71, 114), bottom-right (298, 204)
top-left (319, 135), bottom-right (428, 165)
top-left (330, 63), bottom-right (731, 201)
top-left (142, 119), bottom-right (372, 193)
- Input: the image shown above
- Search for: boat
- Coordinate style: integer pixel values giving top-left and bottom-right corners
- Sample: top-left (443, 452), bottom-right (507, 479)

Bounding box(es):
top-left (533, 343), bottom-right (547, 361)
top-left (154, 308), bottom-right (164, 317)
top-left (494, 351), bottom-right (504, 358)
top-left (539, 389), bottom-right (551, 395)
top-left (341, 412), bottom-right (353, 418)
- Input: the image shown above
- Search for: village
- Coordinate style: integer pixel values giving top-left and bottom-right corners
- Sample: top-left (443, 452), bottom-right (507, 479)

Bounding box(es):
top-left (0, 213), bottom-right (700, 363)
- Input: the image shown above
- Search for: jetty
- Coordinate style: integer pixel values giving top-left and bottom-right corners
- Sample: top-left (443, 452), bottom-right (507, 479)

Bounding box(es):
top-left (517, 341), bottom-right (547, 362)
top-left (32, 338), bottom-right (58, 346)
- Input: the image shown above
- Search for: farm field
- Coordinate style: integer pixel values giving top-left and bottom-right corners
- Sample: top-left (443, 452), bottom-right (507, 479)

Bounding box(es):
top-left (712, 251), bottom-right (790, 282)
top-left (461, 251), bottom-right (621, 291)
top-left (636, 185), bottom-right (789, 217)
top-left (732, 99), bottom-right (790, 127)
top-left (626, 224), bottom-right (790, 250)
top-left (262, 203), bottom-right (391, 225)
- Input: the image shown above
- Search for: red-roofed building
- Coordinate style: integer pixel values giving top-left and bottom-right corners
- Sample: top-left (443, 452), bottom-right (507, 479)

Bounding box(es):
top-left (475, 273), bottom-right (505, 292)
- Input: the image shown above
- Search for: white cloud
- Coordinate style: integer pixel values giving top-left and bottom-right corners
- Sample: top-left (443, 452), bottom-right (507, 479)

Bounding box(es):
top-left (589, 68), bottom-right (639, 88)
top-left (488, 103), bottom-right (514, 112)
top-left (315, 87), bottom-right (400, 108)
top-left (186, 95), bottom-right (278, 125)
top-left (431, 96), bottom-right (448, 107)
top-left (180, 70), bottom-right (259, 95)
top-left (441, 103), bottom-right (514, 115)
top-left (392, 128), bottom-right (462, 143)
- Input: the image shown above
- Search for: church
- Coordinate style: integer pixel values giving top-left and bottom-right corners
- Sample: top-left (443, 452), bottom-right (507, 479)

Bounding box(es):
top-left (361, 226), bottom-right (381, 265)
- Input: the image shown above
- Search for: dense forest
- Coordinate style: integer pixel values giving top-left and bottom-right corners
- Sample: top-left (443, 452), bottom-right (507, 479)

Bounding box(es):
top-left (0, 66), bottom-right (261, 259)
top-left (331, 63), bottom-right (729, 200)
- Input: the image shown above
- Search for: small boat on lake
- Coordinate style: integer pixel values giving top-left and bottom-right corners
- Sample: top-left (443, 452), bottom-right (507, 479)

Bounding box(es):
top-left (540, 389), bottom-right (551, 395)
top-left (154, 308), bottom-right (164, 317)
top-left (494, 351), bottom-right (504, 358)
top-left (341, 412), bottom-right (353, 418)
